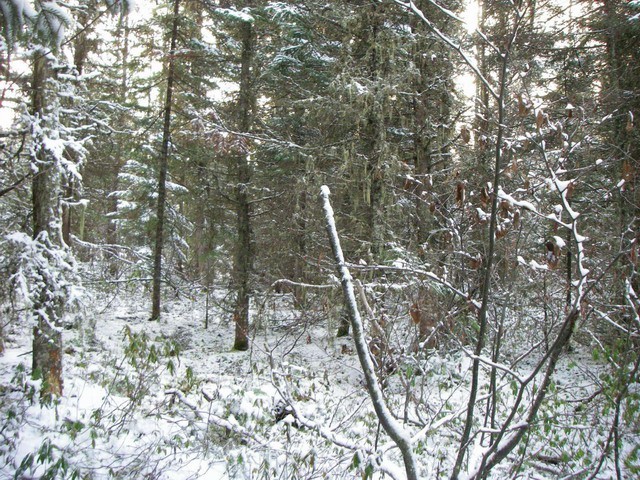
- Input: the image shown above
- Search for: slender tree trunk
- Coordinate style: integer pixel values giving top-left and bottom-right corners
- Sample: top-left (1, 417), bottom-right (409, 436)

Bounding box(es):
top-left (232, 17), bottom-right (256, 351)
top-left (106, 16), bottom-right (131, 276)
top-left (474, 1), bottom-right (491, 173)
top-left (293, 184), bottom-right (308, 307)
top-left (61, 185), bottom-right (73, 245)
top-left (321, 186), bottom-right (419, 480)
top-left (603, 0), bottom-right (640, 297)
top-left (31, 53), bottom-right (63, 398)
top-left (410, 10), bottom-right (434, 252)
top-left (364, 3), bottom-right (386, 259)
top-left (151, 0), bottom-right (180, 321)
top-left (452, 38), bottom-right (512, 480)
top-left (61, 11), bottom-right (92, 247)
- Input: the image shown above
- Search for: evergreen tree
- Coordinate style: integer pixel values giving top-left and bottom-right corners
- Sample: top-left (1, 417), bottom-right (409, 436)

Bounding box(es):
top-left (150, 0), bottom-right (181, 321)
top-left (1, 0), bottom-right (118, 397)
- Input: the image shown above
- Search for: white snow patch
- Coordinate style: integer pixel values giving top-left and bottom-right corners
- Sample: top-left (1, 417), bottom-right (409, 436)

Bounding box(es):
top-left (497, 188), bottom-right (537, 212)
top-left (552, 236), bottom-right (566, 248)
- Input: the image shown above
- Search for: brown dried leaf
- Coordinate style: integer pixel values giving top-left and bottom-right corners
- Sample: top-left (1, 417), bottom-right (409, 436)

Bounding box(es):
top-left (468, 255), bottom-right (482, 270)
top-left (480, 187), bottom-right (490, 207)
top-left (622, 161), bottom-right (635, 183)
top-left (626, 112), bottom-right (634, 132)
top-left (409, 303), bottom-right (421, 325)
top-left (456, 182), bottom-right (466, 205)
top-left (518, 94), bottom-right (529, 117)
top-left (513, 210), bottom-right (521, 228)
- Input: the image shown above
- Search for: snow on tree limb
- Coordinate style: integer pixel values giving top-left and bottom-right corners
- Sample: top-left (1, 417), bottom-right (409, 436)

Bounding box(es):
top-left (497, 187), bottom-right (537, 213)
top-left (320, 185), bottom-right (419, 480)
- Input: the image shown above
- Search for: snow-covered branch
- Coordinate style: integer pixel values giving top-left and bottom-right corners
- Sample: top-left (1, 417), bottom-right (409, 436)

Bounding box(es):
top-left (271, 278), bottom-right (337, 291)
top-left (320, 185), bottom-right (419, 480)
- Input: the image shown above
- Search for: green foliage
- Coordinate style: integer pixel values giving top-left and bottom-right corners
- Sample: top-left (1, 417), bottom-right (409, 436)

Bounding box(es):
top-left (0, 0), bottom-right (27, 48)
top-left (111, 325), bottom-right (181, 404)
top-left (179, 365), bottom-right (199, 394)
top-left (62, 418), bottom-right (85, 440)
top-left (625, 444), bottom-right (640, 476)
top-left (13, 436), bottom-right (81, 480)
top-left (33, 2), bottom-right (72, 51)
top-left (1, 0), bottom-right (639, 478)
top-left (11, 362), bottom-right (37, 404)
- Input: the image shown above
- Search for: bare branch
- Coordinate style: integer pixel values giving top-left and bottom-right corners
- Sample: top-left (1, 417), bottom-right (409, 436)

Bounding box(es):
top-left (0, 172), bottom-right (31, 198)
top-left (392, 0), bottom-right (499, 100)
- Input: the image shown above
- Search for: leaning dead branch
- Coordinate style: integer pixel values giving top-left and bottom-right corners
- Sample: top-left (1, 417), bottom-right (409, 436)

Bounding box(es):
top-left (321, 185), bottom-right (419, 480)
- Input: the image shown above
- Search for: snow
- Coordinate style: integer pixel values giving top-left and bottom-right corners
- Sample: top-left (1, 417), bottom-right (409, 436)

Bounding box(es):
top-left (552, 235), bottom-right (566, 248)
top-left (528, 259), bottom-right (549, 271)
top-left (215, 7), bottom-right (254, 23)
top-left (266, 2), bottom-right (300, 16)
top-left (0, 192), bottom-right (633, 479)
top-left (574, 233), bottom-right (587, 243)
top-left (497, 187), bottom-right (537, 212)
top-left (36, 1), bottom-right (72, 49)
top-left (0, 279), bottom-right (632, 479)
top-left (476, 207), bottom-right (490, 221)
top-left (321, 186), bottom-right (418, 479)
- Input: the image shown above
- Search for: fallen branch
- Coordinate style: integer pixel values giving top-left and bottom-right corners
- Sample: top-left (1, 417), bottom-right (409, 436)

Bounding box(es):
top-left (272, 278), bottom-right (337, 291)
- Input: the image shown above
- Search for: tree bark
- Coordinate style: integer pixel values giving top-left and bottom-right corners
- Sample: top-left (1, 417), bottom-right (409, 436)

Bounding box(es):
top-left (31, 53), bottom-right (63, 398)
top-left (603, 0), bottom-right (640, 297)
top-left (151, 0), bottom-right (180, 321)
top-left (61, 10), bottom-right (91, 247)
top-left (232, 16), bottom-right (256, 351)
top-left (106, 15), bottom-right (131, 276)
top-left (364, 3), bottom-right (385, 259)
top-left (451, 7), bottom-right (516, 479)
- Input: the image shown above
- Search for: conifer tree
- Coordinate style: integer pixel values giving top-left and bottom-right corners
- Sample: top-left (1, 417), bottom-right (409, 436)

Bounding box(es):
top-left (150, 0), bottom-right (181, 321)
top-left (0, 0), bottom-right (132, 397)
top-left (230, 3), bottom-right (257, 351)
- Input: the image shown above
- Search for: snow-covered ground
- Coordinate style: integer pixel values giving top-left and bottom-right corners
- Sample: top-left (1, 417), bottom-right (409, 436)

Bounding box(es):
top-left (0, 282), bottom-right (635, 479)
top-left (1, 284), bottom-right (374, 479)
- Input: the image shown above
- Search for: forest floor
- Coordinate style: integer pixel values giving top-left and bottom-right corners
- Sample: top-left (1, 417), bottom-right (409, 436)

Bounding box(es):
top-left (0, 281), bottom-right (633, 479)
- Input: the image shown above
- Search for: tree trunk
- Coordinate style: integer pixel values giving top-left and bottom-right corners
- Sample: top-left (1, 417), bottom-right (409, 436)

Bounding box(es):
top-left (232, 17), bottom-right (256, 351)
top-left (452, 21), bottom-right (512, 480)
top-left (31, 53), bottom-right (63, 399)
top-left (106, 15), bottom-right (131, 276)
top-left (364, 3), bottom-right (385, 259)
top-left (292, 184), bottom-right (308, 307)
top-left (61, 10), bottom-right (91, 247)
top-left (151, 0), bottom-right (180, 321)
top-left (603, 0), bottom-right (640, 297)
top-left (321, 186), bottom-right (419, 480)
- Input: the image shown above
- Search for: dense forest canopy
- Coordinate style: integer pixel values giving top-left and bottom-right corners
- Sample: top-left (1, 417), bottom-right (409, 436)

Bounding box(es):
top-left (0, 0), bottom-right (639, 478)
